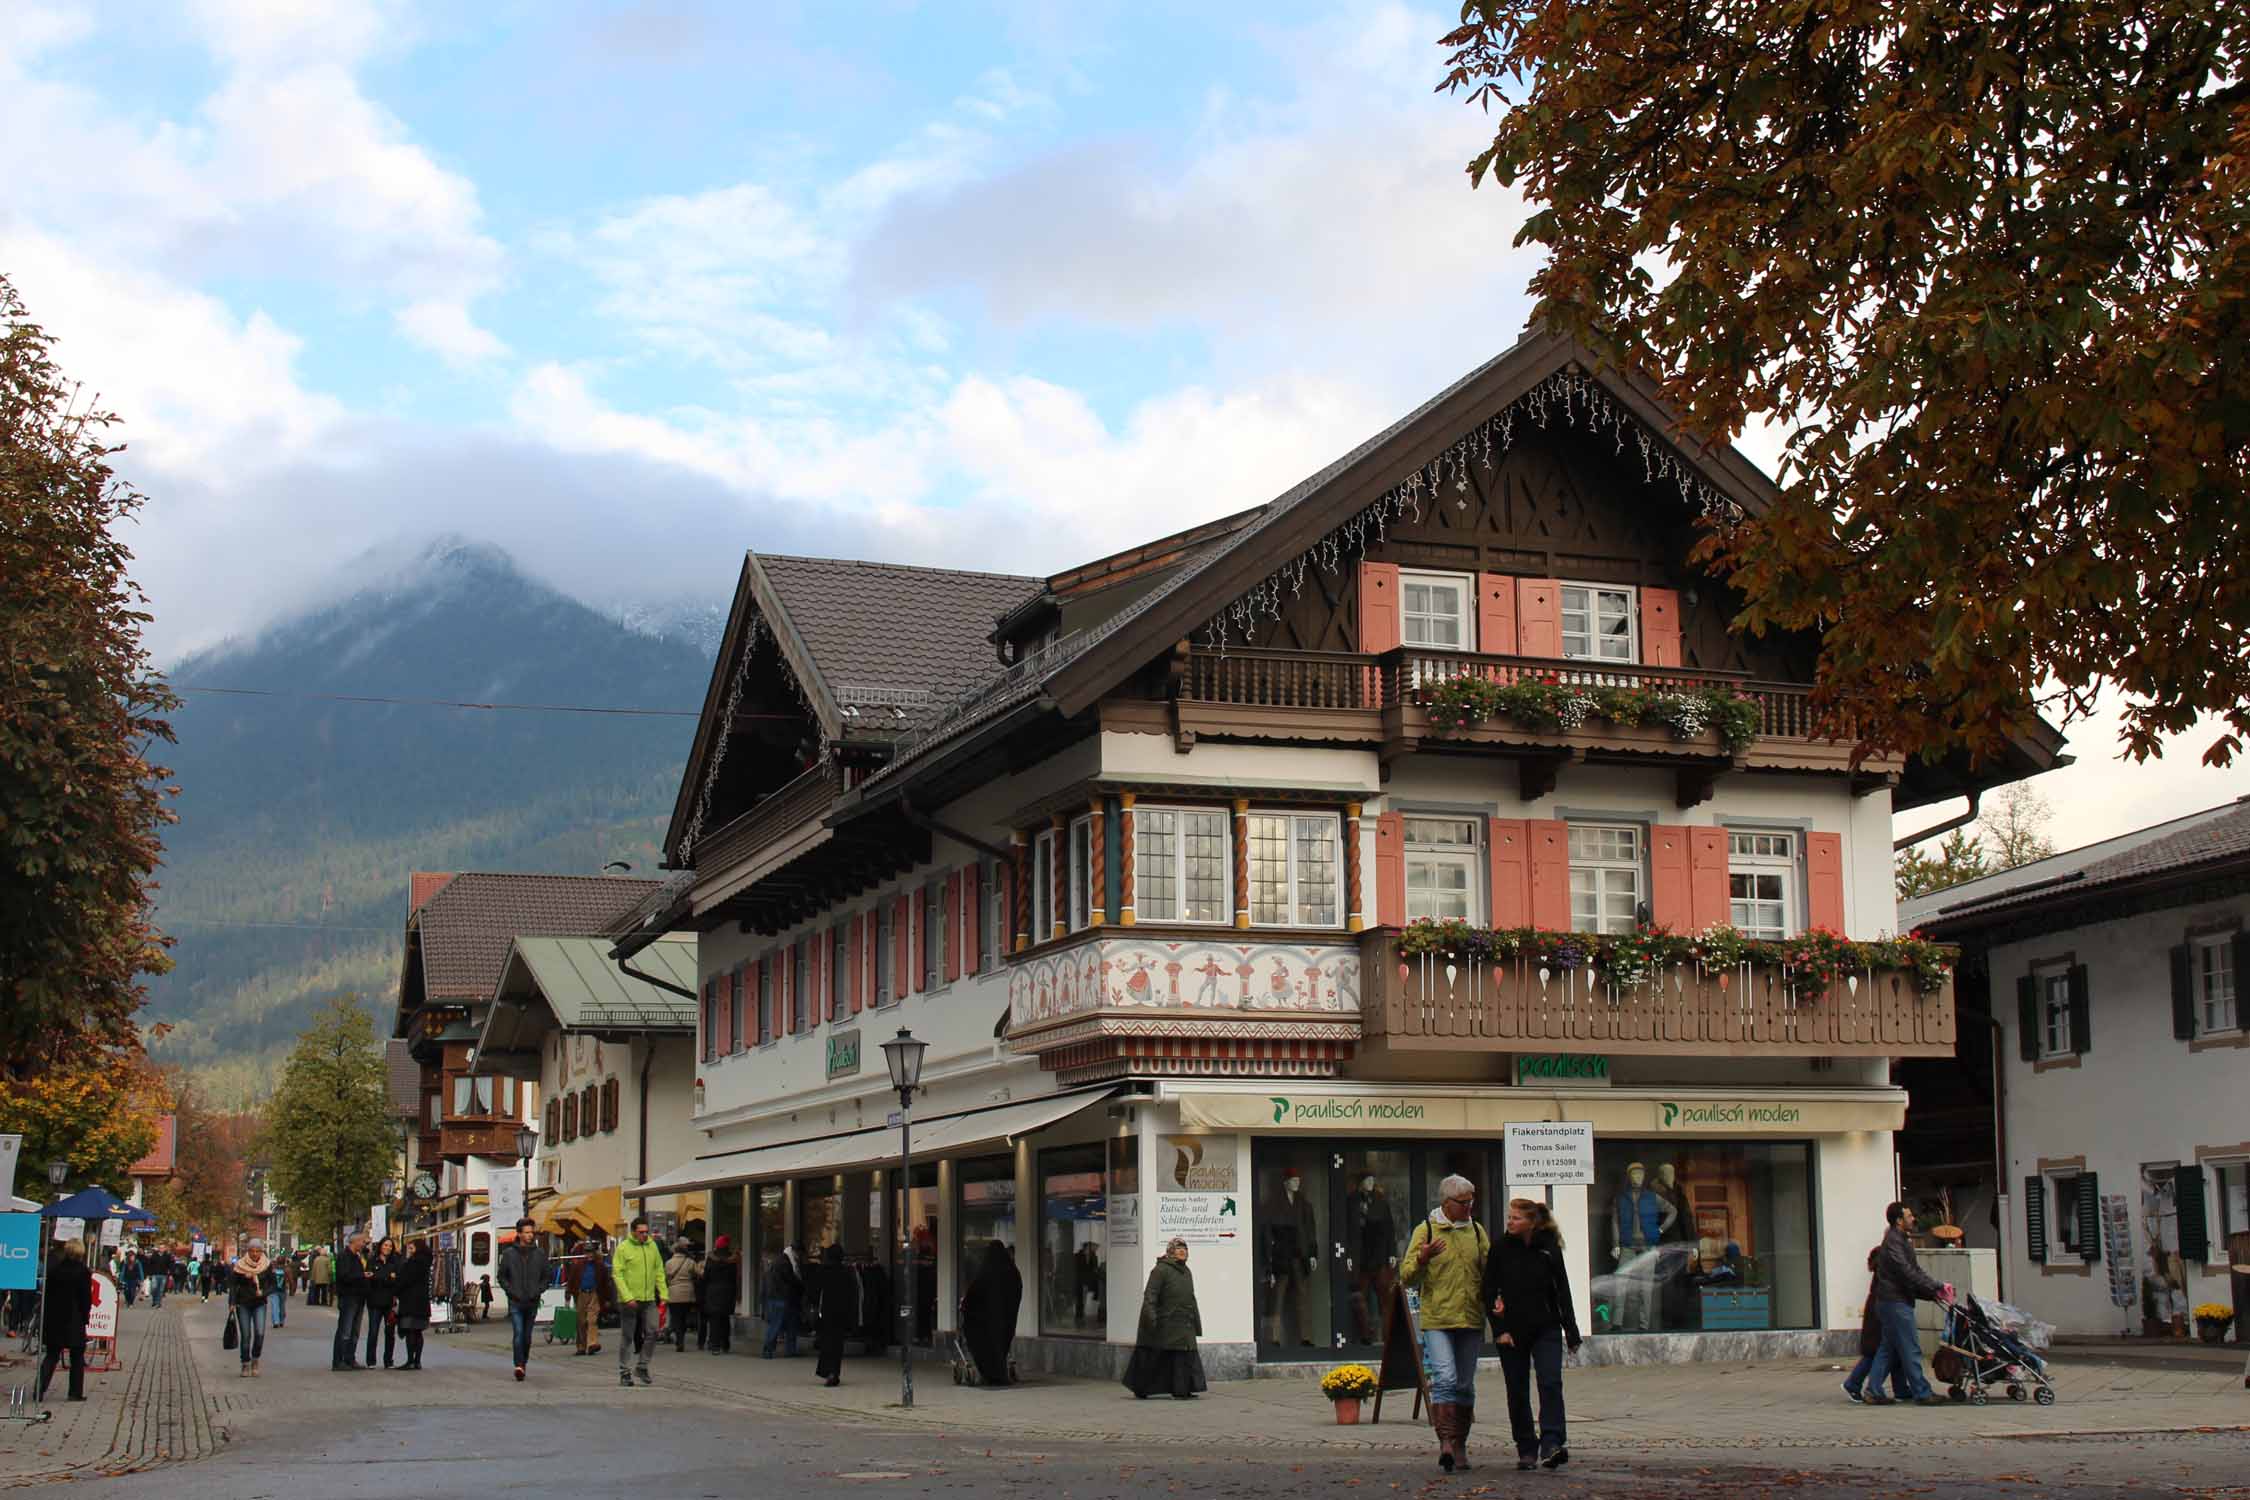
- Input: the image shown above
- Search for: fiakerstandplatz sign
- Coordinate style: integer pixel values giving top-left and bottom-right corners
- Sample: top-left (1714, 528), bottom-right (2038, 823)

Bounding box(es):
top-left (1504, 1121), bottom-right (1596, 1187)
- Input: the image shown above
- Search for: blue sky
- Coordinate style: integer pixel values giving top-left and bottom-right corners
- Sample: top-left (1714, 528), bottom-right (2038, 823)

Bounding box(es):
top-left (3, 0), bottom-right (2240, 839)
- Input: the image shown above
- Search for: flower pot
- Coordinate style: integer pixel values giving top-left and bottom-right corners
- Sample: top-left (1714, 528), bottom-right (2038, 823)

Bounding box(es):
top-left (2196, 1318), bottom-right (2231, 1345)
top-left (1332, 1396), bottom-right (1362, 1425)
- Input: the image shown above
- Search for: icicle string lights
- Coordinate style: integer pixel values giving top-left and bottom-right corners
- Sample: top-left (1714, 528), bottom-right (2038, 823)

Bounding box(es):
top-left (1202, 368), bottom-right (1742, 650)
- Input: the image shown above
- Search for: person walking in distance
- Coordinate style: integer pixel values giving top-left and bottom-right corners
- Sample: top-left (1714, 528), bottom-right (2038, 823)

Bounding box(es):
top-left (309, 1245), bottom-right (330, 1308)
top-left (496, 1220), bottom-right (549, 1382)
top-left (699, 1237), bottom-right (740, 1357)
top-left (1864, 1202), bottom-right (1956, 1407)
top-left (1484, 1199), bottom-right (1582, 1471)
top-left (330, 1232), bottom-right (371, 1371)
top-left (569, 1241), bottom-right (611, 1357)
top-left (612, 1216), bottom-right (666, 1388)
top-left (761, 1247), bottom-right (804, 1358)
top-left (36, 1241), bottom-right (94, 1405)
top-left (665, 1236), bottom-right (701, 1352)
top-left (1400, 1174), bottom-right (1491, 1473)
top-left (393, 1239), bottom-right (433, 1371)
top-left (229, 1238), bottom-right (274, 1379)
top-left (811, 1244), bottom-right (854, 1387)
top-left (1842, 1245), bottom-right (1913, 1404)
top-left (266, 1245), bottom-right (288, 1329)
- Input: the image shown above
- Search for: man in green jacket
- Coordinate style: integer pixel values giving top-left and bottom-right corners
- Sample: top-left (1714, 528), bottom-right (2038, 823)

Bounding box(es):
top-left (612, 1217), bottom-right (667, 1388)
top-left (1399, 1174), bottom-right (1490, 1473)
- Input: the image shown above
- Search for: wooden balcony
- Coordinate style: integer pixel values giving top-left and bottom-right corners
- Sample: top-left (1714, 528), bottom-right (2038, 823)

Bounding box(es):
top-left (1357, 929), bottom-right (1956, 1058)
top-left (1161, 646), bottom-right (1890, 797)
top-left (693, 759), bottom-right (842, 875)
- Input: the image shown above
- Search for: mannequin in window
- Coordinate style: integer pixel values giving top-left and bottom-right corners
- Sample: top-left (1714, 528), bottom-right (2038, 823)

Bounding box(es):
top-left (1262, 1168), bottom-right (1321, 1346)
top-left (1611, 1163), bottom-right (1675, 1330)
top-left (1345, 1173), bottom-right (1397, 1343)
top-left (1649, 1163), bottom-right (1691, 1242)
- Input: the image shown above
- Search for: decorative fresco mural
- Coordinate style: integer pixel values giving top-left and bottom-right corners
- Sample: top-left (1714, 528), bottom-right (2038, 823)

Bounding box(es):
top-left (1009, 937), bottom-right (1360, 1029)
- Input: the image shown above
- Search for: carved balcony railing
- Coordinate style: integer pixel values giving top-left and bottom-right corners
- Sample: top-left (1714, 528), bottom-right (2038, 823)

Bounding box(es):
top-left (692, 759), bottom-right (843, 876)
top-left (1357, 929), bottom-right (1955, 1058)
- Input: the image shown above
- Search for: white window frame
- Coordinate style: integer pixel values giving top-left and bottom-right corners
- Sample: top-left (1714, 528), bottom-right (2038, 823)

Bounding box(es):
top-left (924, 877), bottom-right (946, 989)
top-left (1401, 569), bottom-right (1474, 651)
top-left (1726, 830), bottom-right (1797, 940)
top-left (874, 906), bottom-right (896, 1008)
top-left (1559, 582), bottom-right (1638, 664)
top-left (2047, 1170), bottom-right (2087, 1256)
top-left (2034, 964), bottom-right (2073, 1059)
top-left (1033, 828), bottom-right (1056, 940)
top-left (1067, 815), bottom-right (1095, 933)
top-left (2191, 934), bottom-right (2237, 1035)
top-left (1246, 810), bottom-right (1345, 929)
top-left (1132, 806), bottom-right (1231, 925)
top-left (2214, 1159), bottom-right (2250, 1241)
top-left (981, 859), bottom-right (1005, 971)
top-left (1403, 816), bottom-right (1481, 923)
top-left (1567, 823), bottom-right (1643, 935)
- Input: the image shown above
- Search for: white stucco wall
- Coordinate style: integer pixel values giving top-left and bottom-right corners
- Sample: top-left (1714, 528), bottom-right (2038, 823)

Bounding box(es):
top-left (1987, 892), bottom-right (2249, 1336)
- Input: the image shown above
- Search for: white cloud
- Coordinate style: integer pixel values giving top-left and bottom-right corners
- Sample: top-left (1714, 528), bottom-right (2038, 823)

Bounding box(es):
top-left (396, 299), bottom-right (509, 364)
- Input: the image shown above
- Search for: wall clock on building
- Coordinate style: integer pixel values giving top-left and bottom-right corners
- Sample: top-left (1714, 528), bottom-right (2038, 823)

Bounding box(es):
top-left (410, 1172), bottom-right (439, 1202)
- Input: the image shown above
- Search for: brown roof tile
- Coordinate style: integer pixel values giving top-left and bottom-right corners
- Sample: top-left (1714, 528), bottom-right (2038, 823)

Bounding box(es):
top-left (756, 555), bottom-right (1039, 730)
top-left (130, 1114), bottom-right (176, 1177)
top-left (410, 872), bottom-right (661, 1003)
top-left (410, 871), bottom-right (458, 914)
top-left (384, 1039), bottom-right (422, 1119)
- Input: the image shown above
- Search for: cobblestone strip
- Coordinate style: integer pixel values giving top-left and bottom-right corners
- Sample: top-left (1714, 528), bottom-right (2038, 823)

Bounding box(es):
top-left (95, 1305), bottom-right (217, 1478)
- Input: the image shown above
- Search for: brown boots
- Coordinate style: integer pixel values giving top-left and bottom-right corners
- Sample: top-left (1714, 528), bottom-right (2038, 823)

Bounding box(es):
top-left (1429, 1401), bottom-right (1475, 1471)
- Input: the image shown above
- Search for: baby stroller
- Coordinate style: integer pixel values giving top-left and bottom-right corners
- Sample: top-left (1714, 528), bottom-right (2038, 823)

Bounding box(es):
top-left (1934, 1295), bottom-right (2057, 1406)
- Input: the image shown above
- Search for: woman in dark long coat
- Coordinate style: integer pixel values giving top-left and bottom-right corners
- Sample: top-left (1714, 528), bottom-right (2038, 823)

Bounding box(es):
top-left (393, 1241), bottom-right (433, 1371)
top-left (700, 1237), bottom-right (741, 1356)
top-left (1123, 1237), bottom-right (1205, 1399)
top-left (37, 1240), bottom-right (95, 1404)
top-left (812, 1244), bottom-right (853, 1387)
top-left (959, 1240), bottom-right (1022, 1386)
top-left (362, 1237), bottom-right (400, 1368)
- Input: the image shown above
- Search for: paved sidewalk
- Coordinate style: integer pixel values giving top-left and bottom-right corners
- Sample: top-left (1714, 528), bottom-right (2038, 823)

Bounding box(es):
top-left (0, 1301), bottom-right (218, 1487)
top-left (441, 1315), bottom-right (2250, 1452)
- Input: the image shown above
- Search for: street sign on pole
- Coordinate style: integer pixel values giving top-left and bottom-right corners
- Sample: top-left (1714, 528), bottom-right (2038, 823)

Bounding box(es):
top-left (489, 1176), bottom-right (523, 1235)
top-left (1503, 1122), bottom-right (1596, 1189)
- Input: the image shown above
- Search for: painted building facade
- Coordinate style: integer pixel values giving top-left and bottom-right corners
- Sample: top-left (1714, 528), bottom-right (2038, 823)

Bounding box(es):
top-left (627, 329), bottom-right (2058, 1371)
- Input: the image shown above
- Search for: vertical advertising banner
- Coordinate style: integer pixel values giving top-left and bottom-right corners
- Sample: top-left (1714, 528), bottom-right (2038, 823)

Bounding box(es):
top-left (0, 1214), bottom-right (40, 1291)
top-left (488, 1176), bottom-right (524, 1236)
top-left (0, 1133), bottom-right (21, 1204)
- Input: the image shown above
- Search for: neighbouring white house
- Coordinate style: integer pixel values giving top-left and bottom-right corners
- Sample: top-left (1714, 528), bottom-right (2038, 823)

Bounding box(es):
top-left (1905, 796), bottom-right (2250, 1342)
top-left (618, 324), bottom-right (2063, 1375)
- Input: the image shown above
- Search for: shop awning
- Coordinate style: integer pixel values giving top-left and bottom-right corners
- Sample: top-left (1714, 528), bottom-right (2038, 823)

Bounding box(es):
top-left (628, 1087), bottom-right (1118, 1198)
top-left (532, 1185), bottom-right (625, 1235)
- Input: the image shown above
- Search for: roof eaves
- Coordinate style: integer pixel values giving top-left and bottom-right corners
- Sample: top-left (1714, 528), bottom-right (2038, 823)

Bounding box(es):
top-left (666, 553), bottom-right (760, 861)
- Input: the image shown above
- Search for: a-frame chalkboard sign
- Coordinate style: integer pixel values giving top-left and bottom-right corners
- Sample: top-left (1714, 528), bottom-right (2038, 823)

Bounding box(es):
top-left (1369, 1279), bottom-right (1429, 1424)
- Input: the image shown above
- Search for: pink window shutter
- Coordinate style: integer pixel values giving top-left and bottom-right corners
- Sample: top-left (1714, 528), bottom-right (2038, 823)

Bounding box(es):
top-left (1649, 825), bottom-right (1693, 931)
top-left (1526, 820), bottom-right (1571, 930)
top-left (1641, 587), bottom-right (1682, 668)
top-left (1487, 818), bottom-right (1529, 927)
top-left (1516, 578), bottom-right (1562, 658)
top-left (1477, 573), bottom-right (1519, 656)
top-left (1373, 812), bottom-right (1406, 927)
top-left (1688, 828), bottom-right (1731, 931)
top-left (1806, 832), bottom-right (1847, 933)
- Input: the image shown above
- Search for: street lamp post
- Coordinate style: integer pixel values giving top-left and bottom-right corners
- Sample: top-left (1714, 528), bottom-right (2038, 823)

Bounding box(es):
top-left (879, 1027), bottom-right (927, 1411)
top-left (514, 1125), bottom-right (538, 1235)
top-left (34, 1158), bottom-right (68, 1358)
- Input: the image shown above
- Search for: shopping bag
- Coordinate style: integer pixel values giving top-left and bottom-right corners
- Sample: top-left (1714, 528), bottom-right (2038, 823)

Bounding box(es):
top-left (223, 1315), bottom-right (238, 1351)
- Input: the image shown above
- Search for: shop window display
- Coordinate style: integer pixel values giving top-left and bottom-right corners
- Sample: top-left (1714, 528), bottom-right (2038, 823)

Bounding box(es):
top-left (799, 1177), bottom-right (843, 1254)
top-left (958, 1155), bottom-right (1018, 1269)
top-left (1589, 1141), bottom-right (1814, 1334)
top-left (1038, 1145), bottom-right (1107, 1338)
top-left (752, 1184), bottom-right (785, 1303)
top-left (893, 1163), bottom-right (938, 1345)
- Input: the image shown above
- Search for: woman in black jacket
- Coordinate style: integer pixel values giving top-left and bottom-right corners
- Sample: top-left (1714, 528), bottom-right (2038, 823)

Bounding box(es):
top-left (37, 1240), bottom-right (95, 1404)
top-left (959, 1240), bottom-right (1022, 1386)
top-left (811, 1245), bottom-right (853, 1387)
top-left (1481, 1198), bottom-right (1583, 1472)
top-left (393, 1241), bottom-right (433, 1371)
top-left (362, 1237), bottom-right (400, 1369)
top-left (699, 1237), bottom-right (741, 1356)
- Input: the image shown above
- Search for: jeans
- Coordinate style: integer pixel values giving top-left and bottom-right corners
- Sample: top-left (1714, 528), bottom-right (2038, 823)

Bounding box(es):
top-left (509, 1303), bottom-right (536, 1368)
top-left (234, 1302), bottom-right (267, 1364)
top-left (761, 1297), bottom-right (799, 1357)
top-left (268, 1287), bottom-right (286, 1327)
top-left (332, 1294), bottom-right (364, 1367)
top-left (1843, 1349), bottom-right (1911, 1400)
top-left (1422, 1326), bottom-right (1483, 1407)
top-left (1497, 1326), bottom-right (1566, 1457)
top-left (149, 1277), bottom-right (165, 1309)
top-left (618, 1302), bottom-right (660, 1377)
top-left (1865, 1299), bottom-right (1932, 1400)
top-left (123, 1281), bottom-right (139, 1307)
top-left (366, 1307), bottom-right (395, 1366)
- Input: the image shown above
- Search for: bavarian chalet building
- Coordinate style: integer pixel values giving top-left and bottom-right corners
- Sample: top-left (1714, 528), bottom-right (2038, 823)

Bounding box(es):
top-left (622, 327), bottom-right (2061, 1374)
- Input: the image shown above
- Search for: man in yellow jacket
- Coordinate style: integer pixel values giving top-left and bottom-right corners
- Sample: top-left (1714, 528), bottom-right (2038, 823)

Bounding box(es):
top-left (1399, 1174), bottom-right (1490, 1473)
top-left (612, 1216), bottom-right (667, 1388)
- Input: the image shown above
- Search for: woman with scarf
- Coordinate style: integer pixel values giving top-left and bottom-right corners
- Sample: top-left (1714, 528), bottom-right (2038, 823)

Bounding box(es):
top-left (959, 1240), bottom-right (1022, 1386)
top-left (1122, 1238), bottom-right (1204, 1399)
top-left (393, 1240), bottom-right (434, 1371)
top-left (230, 1239), bottom-right (275, 1378)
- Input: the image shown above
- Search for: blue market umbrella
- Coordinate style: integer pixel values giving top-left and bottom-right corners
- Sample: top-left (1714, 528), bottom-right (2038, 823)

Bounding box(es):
top-left (40, 1186), bottom-right (157, 1225)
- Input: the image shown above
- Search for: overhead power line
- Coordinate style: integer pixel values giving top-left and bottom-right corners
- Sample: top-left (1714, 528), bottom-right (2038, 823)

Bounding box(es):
top-left (175, 685), bottom-right (706, 718)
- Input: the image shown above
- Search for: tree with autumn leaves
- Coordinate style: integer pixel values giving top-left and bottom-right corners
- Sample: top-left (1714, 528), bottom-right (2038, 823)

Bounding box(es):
top-left (1, 270), bottom-right (177, 1190)
top-left (1441, 2), bottom-right (2248, 773)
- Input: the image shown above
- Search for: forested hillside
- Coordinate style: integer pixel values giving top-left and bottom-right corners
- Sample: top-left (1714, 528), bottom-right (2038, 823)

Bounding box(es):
top-left (145, 540), bottom-right (713, 1104)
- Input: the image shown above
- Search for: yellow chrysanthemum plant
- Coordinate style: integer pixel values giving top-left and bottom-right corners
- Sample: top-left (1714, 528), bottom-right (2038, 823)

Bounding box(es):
top-left (1321, 1363), bottom-right (1379, 1401)
top-left (2191, 1303), bottom-right (2233, 1324)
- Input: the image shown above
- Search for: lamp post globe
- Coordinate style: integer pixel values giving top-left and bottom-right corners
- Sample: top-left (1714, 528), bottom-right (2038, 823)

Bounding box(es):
top-left (47, 1158), bottom-right (69, 1188)
top-left (879, 1028), bottom-right (927, 1097)
top-left (514, 1126), bottom-right (538, 1236)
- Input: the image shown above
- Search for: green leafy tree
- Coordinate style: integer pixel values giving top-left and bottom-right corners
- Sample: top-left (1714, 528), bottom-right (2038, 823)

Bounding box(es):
top-left (1896, 829), bottom-right (1993, 902)
top-left (263, 995), bottom-right (393, 1244)
top-left (0, 1041), bottom-right (166, 1194)
top-left (0, 271), bottom-right (178, 1075)
top-left (1440, 2), bottom-right (2250, 769)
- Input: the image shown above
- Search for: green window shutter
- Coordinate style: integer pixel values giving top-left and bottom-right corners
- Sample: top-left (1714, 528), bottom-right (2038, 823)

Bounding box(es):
top-left (2017, 975), bottom-right (2039, 1062)
top-left (2076, 1171), bottom-right (2101, 1263)
top-left (2023, 1174), bottom-right (2047, 1264)
top-left (2175, 1166), bottom-right (2210, 1263)
top-left (2067, 964), bottom-right (2092, 1055)
top-left (2170, 944), bottom-right (2195, 1040)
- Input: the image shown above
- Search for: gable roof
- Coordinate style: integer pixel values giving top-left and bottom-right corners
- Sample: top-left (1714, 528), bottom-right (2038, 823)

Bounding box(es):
top-left (400, 872), bottom-right (661, 1018)
top-left (129, 1114), bottom-right (176, 1178)
top-left (498, 934), bottom-right (698, 1031)
top-left (409, 871), bottom-right (457, 914)
top-left (1906, 795), bottom-right (2250, 932)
